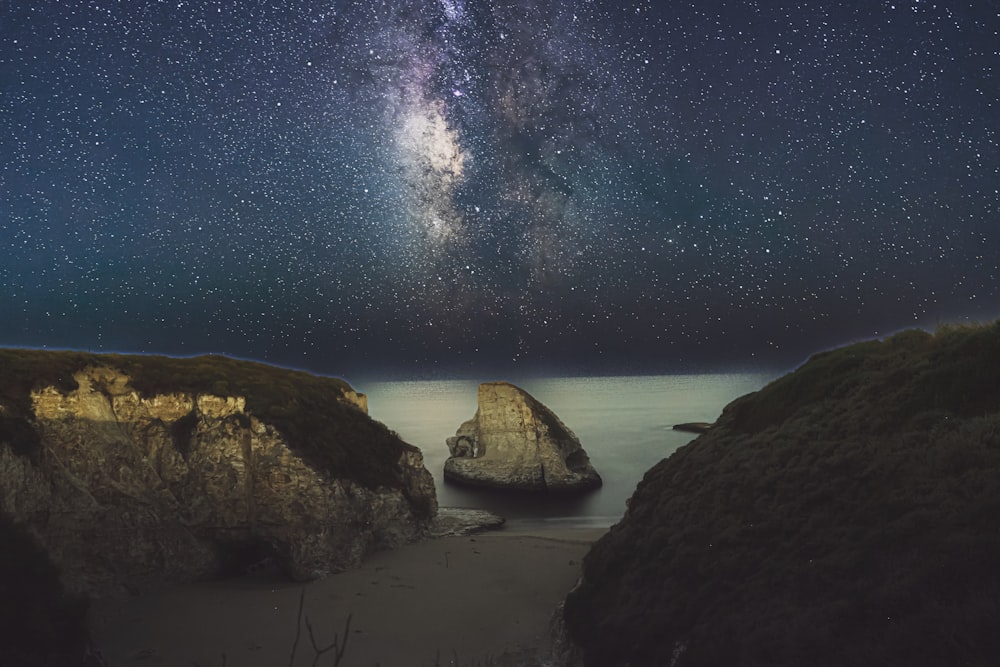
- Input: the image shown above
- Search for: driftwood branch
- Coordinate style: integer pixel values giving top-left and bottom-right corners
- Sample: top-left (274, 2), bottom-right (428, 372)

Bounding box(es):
top-left (287, 589), bottom-right (306, 666)
top-left (306, 613), bottom-right (352, 667)
top-left (286, 588), bottom-right (352, 667)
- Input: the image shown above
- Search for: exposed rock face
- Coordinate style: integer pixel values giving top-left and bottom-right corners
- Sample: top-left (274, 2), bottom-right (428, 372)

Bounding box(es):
top-left (561, 325), bottom-right (1000, 667)
top-left (444, 382), bottom-right (601, 492)
top-left (341, 389), bottom-right (369, 414)
top-left (0, 353), bottom-right (437, 595)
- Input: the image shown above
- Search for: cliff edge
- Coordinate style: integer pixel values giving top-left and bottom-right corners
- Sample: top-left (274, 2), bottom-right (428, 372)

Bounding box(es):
top-left (561, 324), bottom-right (1000, 666)
top-left (0, 350), bottom-right (437, 595)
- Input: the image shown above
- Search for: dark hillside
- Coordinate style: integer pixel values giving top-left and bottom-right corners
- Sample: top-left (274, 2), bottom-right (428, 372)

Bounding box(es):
top-left (563, 323), bottom-right (1000, 667)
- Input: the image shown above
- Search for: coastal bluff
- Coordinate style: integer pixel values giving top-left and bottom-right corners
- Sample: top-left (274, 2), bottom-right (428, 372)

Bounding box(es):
top-left (559, 324), bottom-right (1000, 666)
top-left (444, 381), bottom-right (601, 492)
top-left (0, 350), bottom-right (437, 596)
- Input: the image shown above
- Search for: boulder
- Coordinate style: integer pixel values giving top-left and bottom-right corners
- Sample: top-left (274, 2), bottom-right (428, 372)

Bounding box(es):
top-left (444, 382), bottom-right (601, 493)
top-left (429, 507), bottom-right (506, 537)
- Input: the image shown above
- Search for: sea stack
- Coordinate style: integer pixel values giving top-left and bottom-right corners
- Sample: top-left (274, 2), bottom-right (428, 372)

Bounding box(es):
top-left (444, 382), bottom-right (601, 493)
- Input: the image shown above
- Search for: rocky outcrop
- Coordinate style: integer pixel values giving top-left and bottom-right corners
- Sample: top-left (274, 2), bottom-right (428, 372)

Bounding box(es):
top-left (560, 324), bottom-right (1000, 667)
top-left (0, 351), bottom-right (437, 595)
top-left (341, 389), bottom-right (369, 414)
top-left (429, 507), bottom-right (506, 537)
top-left (444, 382), bottom-right (601, 493)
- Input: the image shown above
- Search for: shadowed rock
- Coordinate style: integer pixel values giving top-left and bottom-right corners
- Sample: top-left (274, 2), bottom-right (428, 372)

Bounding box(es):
top-left (444, 382), bottom-right (601, 493)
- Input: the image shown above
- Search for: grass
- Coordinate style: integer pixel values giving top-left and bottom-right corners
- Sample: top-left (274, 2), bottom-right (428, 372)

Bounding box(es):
top-left (564, 321), bottom-right (1000, 667)
top-left (726, 322), bottom-right (1000, 434)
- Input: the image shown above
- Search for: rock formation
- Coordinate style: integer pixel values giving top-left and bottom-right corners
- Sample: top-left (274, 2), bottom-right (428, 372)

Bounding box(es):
top-left (672, 421), bottom-right (713, 434)
top-left (0, 350), bottom-right (437, 595)
top-left (444, 382), bottom-right (601, 492)
top-left (429, 507), bottom-right (506, 537)
top-left (560, 324), bottom-right (1000, 666)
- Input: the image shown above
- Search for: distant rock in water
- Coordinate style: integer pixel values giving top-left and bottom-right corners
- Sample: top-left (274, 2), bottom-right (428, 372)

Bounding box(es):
top-left (560, 323), bottom-right (1000, 666)
top-left (444, 382), bottom-right (601, 493)
top-left (0, 350), bottom-right (437, 595)
top-left (672, 421), bottom-right (713, 434)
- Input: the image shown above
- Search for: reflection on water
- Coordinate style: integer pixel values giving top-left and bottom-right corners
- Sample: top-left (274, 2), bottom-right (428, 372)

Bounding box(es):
top-left (363, 374), bottom-right (775, 528)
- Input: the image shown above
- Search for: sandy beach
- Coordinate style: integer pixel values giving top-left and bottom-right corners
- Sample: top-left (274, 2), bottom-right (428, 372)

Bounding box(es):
top-left (92, 527), bottom-right (605, 667)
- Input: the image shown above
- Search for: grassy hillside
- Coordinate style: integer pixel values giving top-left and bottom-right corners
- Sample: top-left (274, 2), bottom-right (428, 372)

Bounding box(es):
top-left (0, 349), bottom-right (425, 503)
top-left (563, 323), bottom-right (1000, 666)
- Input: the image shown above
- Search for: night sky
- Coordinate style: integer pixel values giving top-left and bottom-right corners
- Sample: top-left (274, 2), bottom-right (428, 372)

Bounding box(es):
top-left (2, 1), bottom-right (999, 379)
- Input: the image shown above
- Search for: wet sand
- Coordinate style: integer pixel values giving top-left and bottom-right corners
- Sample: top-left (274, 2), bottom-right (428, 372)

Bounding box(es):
top-left (92, 527), bottom-right (605, 666)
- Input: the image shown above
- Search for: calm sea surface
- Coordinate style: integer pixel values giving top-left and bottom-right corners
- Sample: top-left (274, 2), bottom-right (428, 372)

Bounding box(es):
top-left (363, 374), bottom-right (775, 529)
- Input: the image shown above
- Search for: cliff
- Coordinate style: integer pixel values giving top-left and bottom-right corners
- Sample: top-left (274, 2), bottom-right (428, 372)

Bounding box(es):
top-left (444, 382), bottom-right (601, 492)
top-left (0, 350), bottom-right (437, 595)
top-left (561, 324), bottom-right (1000, 666)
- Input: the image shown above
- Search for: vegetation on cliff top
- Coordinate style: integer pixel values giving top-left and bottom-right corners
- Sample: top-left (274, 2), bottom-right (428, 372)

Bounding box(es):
top-left (726, 322), bottom-right (1000, 434)
top-left (564, 322), bottom-right (1000, 666)
top-left (0, 350), bottom-right (426, 504)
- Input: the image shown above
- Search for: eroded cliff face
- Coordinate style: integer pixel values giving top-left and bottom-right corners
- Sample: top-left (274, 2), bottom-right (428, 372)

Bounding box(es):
top-left (0, 362), bottom-right (436, 594)
top-left (444, 382), bottom-right (601, 492)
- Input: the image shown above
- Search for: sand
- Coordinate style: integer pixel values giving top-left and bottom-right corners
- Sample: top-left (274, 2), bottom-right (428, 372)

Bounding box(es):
top-left (92, 527), bottom-right (605, 667)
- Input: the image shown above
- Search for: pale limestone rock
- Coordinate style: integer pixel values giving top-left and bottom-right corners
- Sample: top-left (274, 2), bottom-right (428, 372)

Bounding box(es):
top-left (444, 382), bottom-right (601, 493)
top-left (1, 366), bottom-right (436, 594)
top-left (341, 390), bottom-right (369, 414)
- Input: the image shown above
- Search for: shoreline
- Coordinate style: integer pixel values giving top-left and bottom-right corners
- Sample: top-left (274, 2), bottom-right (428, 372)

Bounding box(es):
top-left (92, 527), bottom-right (606, 666)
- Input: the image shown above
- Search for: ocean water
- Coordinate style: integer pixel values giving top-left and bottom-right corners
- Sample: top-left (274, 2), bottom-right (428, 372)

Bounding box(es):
top-left (363, 374), bottom-right (775, 529)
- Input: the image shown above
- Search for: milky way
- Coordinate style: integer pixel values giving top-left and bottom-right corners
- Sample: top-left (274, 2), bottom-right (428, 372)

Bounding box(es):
top-left (2, 1), bottom-right (999, 378)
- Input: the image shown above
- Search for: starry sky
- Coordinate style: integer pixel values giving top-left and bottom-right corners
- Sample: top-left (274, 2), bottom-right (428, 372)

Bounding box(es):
top-left (2, 1), bottom-right (999, 379)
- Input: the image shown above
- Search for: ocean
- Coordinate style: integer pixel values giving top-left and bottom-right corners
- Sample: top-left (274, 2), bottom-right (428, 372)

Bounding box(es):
top-left (363, 373), bottom-right (776, 530)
